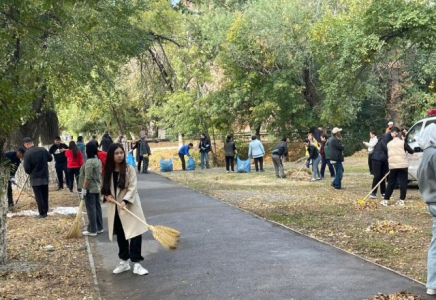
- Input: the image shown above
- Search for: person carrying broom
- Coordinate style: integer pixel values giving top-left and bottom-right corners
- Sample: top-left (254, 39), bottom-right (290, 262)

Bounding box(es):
top-left (101, 143), bottom-right (149, 275)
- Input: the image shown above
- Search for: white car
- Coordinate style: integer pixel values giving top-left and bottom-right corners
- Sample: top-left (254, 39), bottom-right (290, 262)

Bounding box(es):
top-left (406, 109), bottom-right (436, 182)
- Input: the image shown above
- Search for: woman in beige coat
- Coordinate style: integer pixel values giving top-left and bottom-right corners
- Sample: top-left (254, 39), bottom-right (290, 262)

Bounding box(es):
top-left (101, 143), bottom-right (149, 275)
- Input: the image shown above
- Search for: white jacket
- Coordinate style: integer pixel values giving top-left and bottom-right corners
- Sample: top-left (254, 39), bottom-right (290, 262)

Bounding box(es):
top-left (248, 139), bottom-right (265, 158)
top-left (363, 136), bottom-right (378, 154)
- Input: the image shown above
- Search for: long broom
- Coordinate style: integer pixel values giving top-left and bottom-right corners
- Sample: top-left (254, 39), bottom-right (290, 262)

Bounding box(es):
top-left (358, 171), bottom-right (390, 202)
top-left (66, 199), bottom-right (84, 239)
top-left (113, 201), bottom-right (180, 250)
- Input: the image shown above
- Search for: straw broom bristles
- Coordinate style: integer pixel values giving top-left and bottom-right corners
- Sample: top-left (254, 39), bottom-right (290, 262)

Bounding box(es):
top-left (66, 200), bottom-right (84, 239)
top-left (114, 202), bottom-right (180, 249)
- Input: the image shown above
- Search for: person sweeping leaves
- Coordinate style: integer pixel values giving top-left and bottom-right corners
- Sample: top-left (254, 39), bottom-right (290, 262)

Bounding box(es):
top-left (101, 143), bottom-right (149, 275)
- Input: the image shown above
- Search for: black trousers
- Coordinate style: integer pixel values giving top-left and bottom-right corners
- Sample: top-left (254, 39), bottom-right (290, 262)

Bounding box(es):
top-left (179, 153), bottom-right (186, 170)
top-left (7, 180), bottom-right (13, 205)
top-left (384, 168), bottom-right (408, 200)
top-left (371, 159), bottom-right (388, 195)
top-left (114, 209), bottom-right (143, 262)
top-left (254, 157), bottom-right (264, 171)
top-left (68, 167), bottom-right (80, 192)
top-left (55, 162), bottom-right (69, 188)
top-left (142, 157), bottom-right (149, 173)
top-left (225, 156), bottom-right (235, 171)
top-left (368, 154), bottom-right (373, 174)
top-left (137, 156), bottom-right (142, 171)
top-left (32, 184), bottom-right (49, 216)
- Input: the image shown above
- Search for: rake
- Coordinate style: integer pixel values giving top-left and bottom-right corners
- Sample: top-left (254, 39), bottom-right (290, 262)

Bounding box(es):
top-left (358, 171), bottom-right (390, 202)
top-left (114, 201), bottom-right (180, 250)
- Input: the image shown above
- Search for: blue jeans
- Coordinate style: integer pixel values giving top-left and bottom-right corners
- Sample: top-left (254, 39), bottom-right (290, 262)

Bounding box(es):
top-left (320, 157), bottom-right (335, 178)
top-left (84, 193), bottom-right (103, 233)
top-left (427, 205), bottom-right (436, 289)
top-left (332, 162), bottom-right (343, 189)
top-left (311, 154), bottom-right (321, 179)
top-left (200, 152), bottom-right (210, 169)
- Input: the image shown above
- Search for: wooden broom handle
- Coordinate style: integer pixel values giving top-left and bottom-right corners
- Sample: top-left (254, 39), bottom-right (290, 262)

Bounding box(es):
top-left (112, 200), bottom-right (151, 228)
top-left (364, 171), bottom-right (390, 200)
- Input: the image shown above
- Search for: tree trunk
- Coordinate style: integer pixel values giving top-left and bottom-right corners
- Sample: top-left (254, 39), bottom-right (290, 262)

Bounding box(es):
top-left (0, 165), bottom-right (8, 265)
top-left (178, 133), bottom-right (184, 148)
top-left (387, 50), bottom-right (402, 124)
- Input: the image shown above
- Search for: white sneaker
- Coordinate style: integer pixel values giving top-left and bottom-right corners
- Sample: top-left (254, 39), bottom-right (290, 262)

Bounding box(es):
top-left (97, 229), bottom-right (104, 234)
top-left (113, 260), bottom-right (130, 274)
top-left (396, 200), bottom-right (405, 206)
top-left (380, 200), bottom-right (388, 207)
top-left (311, 178), bottom-right (317, 182)
top-left (133, 263), bottom-right (148, 275)
top-left (82, 231), bottom-right (97, 236)
top-left (427, 288), bottom-right (436, 295)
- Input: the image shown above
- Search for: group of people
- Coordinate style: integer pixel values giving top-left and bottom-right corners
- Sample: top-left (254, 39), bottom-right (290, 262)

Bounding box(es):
top-left (302, 125), bottom-right (343, 189)
top-left (3, 133), bottom-right (150, 276)
top-left (363, 123), bottom-right (414, 206)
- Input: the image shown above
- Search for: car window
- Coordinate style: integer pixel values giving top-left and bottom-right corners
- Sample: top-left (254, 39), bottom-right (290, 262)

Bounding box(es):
top-left (425, 119), bottom-right (436, 128)
top-left (406, 122), bottom-right (423, 143)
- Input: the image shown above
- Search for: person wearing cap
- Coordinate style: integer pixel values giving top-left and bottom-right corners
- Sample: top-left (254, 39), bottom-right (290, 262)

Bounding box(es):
top-left (416, 123), bottom-right (436, 295)
top-left (22, 137), bottom-right (53, 218)
top-left (380, 127), bottom-right (414, 207)
top-left (385, 121), bottom-right (394, 133)
top-left (3, 147), bottom-right (26, 207)
top-left (328, 127), bottom-right (344, 189)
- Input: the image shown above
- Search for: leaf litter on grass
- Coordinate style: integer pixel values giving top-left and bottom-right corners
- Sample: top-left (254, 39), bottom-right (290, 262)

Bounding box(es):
top-left (2, 185), bottom-right (96, 300)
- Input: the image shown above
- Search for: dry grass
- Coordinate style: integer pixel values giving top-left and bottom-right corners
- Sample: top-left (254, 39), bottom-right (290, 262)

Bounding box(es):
top-left (155, 148), bottom-right (430, 285)
top-left (1, 187), bottom-right (96, 300)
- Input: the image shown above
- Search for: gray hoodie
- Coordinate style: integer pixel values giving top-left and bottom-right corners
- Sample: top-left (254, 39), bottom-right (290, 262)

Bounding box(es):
top-left (417, 123), bottom-right (436, 204)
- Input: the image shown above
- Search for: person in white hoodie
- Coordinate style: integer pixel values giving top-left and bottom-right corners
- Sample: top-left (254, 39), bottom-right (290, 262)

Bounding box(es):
top-left (248, 135), bottom-right (265, 172)
top-left (363, 131), bottom-right (378, 175)
top-left (417, 123), bottom-right (436, 296)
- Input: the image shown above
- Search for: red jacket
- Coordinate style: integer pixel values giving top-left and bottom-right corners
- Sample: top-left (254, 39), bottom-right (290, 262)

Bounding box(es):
top-left (65, 150), bottom-right (84, 168)
top-left (98, 151), bottom-right (107, 175)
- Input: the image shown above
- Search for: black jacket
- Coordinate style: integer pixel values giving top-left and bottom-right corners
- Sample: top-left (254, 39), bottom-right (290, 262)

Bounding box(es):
top-left (49, 143), bottom-right (68, 164)
top-left (199, 138), bottom-right (211, 153)
top-left (23, 146), bottom-right (53, 185)
top-left (273, 141), bottom-right (288, 157)
top-left (100, 136), bottom-right (113, 152)
top-left (328, 136), bottom-right (344, 162)
top-left (371, 133), bottom-right (392, 162)
top-left (5, 151), bottom-right (21, 177)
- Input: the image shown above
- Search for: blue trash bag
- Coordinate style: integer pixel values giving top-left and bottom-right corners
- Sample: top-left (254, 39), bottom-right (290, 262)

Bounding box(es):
top-left (236, 156), bottom-right (251, 173)
top-left (160, 158), bottom-right (173, 172)
top-left (187, 157), bottom-right (196, 171)
top-left (127, 152), bottom-right (136, 168)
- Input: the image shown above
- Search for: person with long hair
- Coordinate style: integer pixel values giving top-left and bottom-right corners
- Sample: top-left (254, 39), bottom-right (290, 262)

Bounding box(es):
top-left (80, 142), bottom-right (103, 236)
top-left (61, 141), bottom-right (84, 193)
top-left (101, 143), bottom-right (149, 275)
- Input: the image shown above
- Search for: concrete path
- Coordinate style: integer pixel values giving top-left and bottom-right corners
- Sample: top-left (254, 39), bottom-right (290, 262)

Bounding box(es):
top-left (90, 172), bottom-right (429, 300)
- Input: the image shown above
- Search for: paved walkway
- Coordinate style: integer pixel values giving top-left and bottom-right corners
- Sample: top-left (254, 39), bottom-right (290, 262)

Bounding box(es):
top-left (90, 172), bottom-right (429, 300)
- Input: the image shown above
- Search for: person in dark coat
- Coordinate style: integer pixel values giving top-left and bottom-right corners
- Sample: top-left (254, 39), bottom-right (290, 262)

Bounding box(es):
top-left (271, 137), bottom-right (288, 178)
top-left (49, 136), bottom-right (70, 190)
top-left (100, 132), bottom-right (113, 152)
top-left (4, 147), bottom-right (25, 207)
top-left (139, 136), bottom-right (151, 173)
top-left (23, 137), bottom-right (53, 218)
top-left (199, 133), bottom-right (211, 169)
top-left (224, 135), bottom-right (237, 172)
top-left (328, 127), bottom-right (345, 190)
top-left (369, 132), bottom-right (392, 198)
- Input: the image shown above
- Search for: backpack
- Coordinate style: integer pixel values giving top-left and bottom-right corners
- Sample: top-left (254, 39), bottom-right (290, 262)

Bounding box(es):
top-left (324, 139), bottom-right (331, 160)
